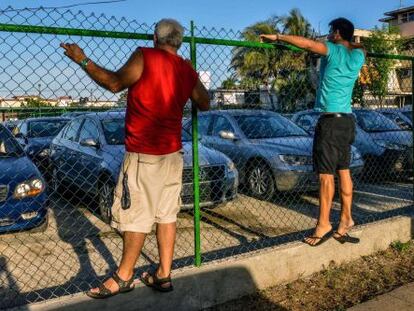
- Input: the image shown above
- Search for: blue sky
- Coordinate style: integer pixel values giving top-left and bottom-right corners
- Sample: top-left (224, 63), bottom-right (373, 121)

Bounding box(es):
top-left (0, 0), bottom-right (410, 100)
top-left (0, 0), bottom-right (411, 34)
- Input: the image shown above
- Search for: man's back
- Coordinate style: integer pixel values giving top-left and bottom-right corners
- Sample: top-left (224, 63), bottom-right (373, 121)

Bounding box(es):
top-left (316, 42), bottom-right (365, 113)
top-left (126, 47), bottom-right (198, 155)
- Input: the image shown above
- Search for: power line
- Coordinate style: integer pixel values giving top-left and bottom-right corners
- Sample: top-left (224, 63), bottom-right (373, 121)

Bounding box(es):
top-left (0, 0), bottom-right (127, 13)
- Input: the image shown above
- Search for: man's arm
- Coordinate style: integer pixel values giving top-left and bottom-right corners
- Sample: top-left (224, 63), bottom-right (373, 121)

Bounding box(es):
top-left (60, 43), bottom-right (143, 93)
top-left (259, 34), bottom-right (328, 56)
top-left (191, 79), bottom-right (210, 111)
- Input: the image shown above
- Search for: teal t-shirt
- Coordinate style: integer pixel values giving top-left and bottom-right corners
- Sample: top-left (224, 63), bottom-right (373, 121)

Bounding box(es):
top-left (315, 41), bottom-right (365, 113)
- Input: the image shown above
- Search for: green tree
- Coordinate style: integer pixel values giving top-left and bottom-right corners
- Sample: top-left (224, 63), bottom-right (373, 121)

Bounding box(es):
top-left (21, 98), bottom-right (50, 108)
top-left (353, 25), bottom-right (404, 107)
top-left (278, 8), bottom-right (313, 37)
top-left (231, 8), bottom-right (315, 111)
top-left (221, 77), bottom-right (237, 89)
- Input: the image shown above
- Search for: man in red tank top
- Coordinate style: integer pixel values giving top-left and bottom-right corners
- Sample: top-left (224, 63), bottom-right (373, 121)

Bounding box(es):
top-left (61, 19), bottom-right (209, 298)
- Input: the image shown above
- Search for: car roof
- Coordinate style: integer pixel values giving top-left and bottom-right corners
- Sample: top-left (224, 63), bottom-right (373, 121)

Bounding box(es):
top-left (23, 116), bottom-right (70, 122)
top-left (81, 111), bottom-right (126, 120)
top-left (200, 109), bottom-right (283, 117)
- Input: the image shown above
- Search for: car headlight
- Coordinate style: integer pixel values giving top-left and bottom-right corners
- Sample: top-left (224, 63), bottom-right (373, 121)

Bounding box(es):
top-left (38, 148), bottom-right (50, 157)
top-left (14, 178), bottom-right (44, 199)
top-left (374, 140), bottom-right (404, 150)
top-left (279, 155), bottom-right (312, 166)
top-left (227, 160), bottom-right (236, 171)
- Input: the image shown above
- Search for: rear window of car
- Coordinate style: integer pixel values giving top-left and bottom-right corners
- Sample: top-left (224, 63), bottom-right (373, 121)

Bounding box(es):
top-left (29, 120), bottom-right (68, 138)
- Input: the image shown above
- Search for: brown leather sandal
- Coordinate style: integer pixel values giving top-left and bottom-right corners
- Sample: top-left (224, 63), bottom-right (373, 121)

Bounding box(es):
top-left (86, 271), bottom-right (135, 299)
top-left (140, 271), bottom-right (173, 293)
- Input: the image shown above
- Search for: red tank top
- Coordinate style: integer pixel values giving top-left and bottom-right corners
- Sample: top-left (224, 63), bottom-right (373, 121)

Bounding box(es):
top-left (125, 47), bottom-right (198, 155)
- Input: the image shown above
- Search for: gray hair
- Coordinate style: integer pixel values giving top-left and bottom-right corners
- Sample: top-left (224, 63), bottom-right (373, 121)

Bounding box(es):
top-left (154, 19), bottom-right (184, 49)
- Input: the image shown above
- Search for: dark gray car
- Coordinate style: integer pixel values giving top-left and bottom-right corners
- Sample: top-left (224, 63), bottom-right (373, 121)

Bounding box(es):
top-left (184, 110), bottom-right (364, 199)
top-left (50, 112), bottom-right (238, 223)
top-left (292, 109), bottom-right (412, 178)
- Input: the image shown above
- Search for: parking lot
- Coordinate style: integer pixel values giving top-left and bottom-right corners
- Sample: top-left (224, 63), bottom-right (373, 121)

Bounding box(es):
top-left (0, 179), bottom-right (412, 308)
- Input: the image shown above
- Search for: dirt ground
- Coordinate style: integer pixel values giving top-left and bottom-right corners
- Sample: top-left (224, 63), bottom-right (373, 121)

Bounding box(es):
top-left (208, 240), bottom-right (414, 311)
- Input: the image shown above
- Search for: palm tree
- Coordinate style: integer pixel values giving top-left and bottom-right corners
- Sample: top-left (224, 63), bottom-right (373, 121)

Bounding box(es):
top-left (230, 8), bottom-right (315, 111)
top-left (279, 8), bottom-right (313, 37)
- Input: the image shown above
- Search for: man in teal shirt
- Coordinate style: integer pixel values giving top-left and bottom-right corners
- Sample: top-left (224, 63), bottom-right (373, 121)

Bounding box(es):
top-left (261, 18), bottom-right (365, 246)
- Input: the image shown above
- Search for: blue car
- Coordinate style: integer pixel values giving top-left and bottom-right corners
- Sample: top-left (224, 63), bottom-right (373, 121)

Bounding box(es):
top-left (0, 124), bottom-right (48, 233)
top-left (49, 112), bottom-right (238, 223)
top-left (292, 109), bottom-right (413, 178)
top-left (14, 117), bottom-right (69, 175)
top-left (184, 110), bottom-right (364, 199)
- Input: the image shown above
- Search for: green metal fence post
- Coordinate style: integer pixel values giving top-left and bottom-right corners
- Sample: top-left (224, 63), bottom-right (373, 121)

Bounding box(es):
top-left (412, 60), bottom-right (414, 190)
top-left (190, 20), bottom-right (202, 267)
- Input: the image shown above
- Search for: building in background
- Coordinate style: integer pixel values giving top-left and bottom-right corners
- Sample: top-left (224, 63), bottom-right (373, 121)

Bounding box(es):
top-left (380, 5), bottom-right (414, 38)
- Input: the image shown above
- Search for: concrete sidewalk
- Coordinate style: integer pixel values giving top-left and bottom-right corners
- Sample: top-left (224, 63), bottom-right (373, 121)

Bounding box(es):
top-left (348, 283), bottom-right (414, 311)
top-left (7, 216), bottom-right (412, 311)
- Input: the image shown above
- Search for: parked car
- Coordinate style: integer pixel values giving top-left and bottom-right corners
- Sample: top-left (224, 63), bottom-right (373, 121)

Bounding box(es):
top-left (354, 109), bottom-right (412, 176)
top-left (184, 110), bottom-right (364, 199)
top-left (13, 117), bottom-right (69, 175)
top-left (0, 124), bottom-right (48, 233)
top-left (292, 109), bottom-right (412, 178)
top-left (49, 112), bottom-right (238, 223)
top-left (378, 109), bottom-right (412, 130)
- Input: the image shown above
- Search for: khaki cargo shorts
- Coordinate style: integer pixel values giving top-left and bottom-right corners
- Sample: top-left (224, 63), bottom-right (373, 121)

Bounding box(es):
top-left (110, 150), bottom-right (183, 233)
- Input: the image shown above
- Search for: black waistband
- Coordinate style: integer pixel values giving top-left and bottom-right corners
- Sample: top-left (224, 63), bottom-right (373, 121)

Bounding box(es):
top-left (320, 113), bottom-right (353, 119)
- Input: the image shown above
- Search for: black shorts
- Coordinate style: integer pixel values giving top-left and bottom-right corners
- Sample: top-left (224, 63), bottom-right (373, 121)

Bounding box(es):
top-left (313, 114), bottom-right (356, 174)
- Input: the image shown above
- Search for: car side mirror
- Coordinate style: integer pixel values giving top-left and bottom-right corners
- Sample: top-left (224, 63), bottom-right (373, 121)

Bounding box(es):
top-left (15, 132), bottom-right (28, 144)
top-left (80, 138), bottom-right (100, 148)
top-left (219, 130), bottom-right (238, 140)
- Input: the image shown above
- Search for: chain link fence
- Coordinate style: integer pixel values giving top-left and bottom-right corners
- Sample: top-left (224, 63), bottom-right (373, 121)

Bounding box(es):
top-left (0, 6), bottom-right (413, 309)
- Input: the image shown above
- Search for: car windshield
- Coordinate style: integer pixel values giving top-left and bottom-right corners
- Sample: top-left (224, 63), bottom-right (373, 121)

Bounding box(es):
top-left (382, 112), bottom-right (412, 130)
top-left (402, 111), bottom-right (412, 122)
top-left (101, 118), bottom-right (125, 145)
top-left (0, 126), bottom-right (24, 157)
top-left (234, 114), bottom-right (308, 139)
top-left (355, 111), bottom-right (401, 132)
top-left (29, 120), bottom-right (68, 137)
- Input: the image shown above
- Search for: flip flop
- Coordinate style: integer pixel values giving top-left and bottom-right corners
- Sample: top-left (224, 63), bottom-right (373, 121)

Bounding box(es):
top-left (303, 229), bottom-right (333, 247)
top-left (333, 231), bottom-right (360, 244)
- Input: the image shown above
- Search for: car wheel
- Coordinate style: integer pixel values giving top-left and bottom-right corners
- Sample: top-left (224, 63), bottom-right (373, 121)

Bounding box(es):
top-left (247, 161), bottom-right (276, 200)
top-left (99, 179), bottom-right (114, 224)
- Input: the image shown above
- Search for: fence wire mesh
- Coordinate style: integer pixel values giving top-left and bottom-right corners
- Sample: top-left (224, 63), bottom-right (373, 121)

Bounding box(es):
top-left (0, 6), bottom-right (413, 309)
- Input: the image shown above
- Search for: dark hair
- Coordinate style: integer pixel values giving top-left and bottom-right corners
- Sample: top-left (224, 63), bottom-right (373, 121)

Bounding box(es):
top-left (329, 18), bottom-right (354, 42)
